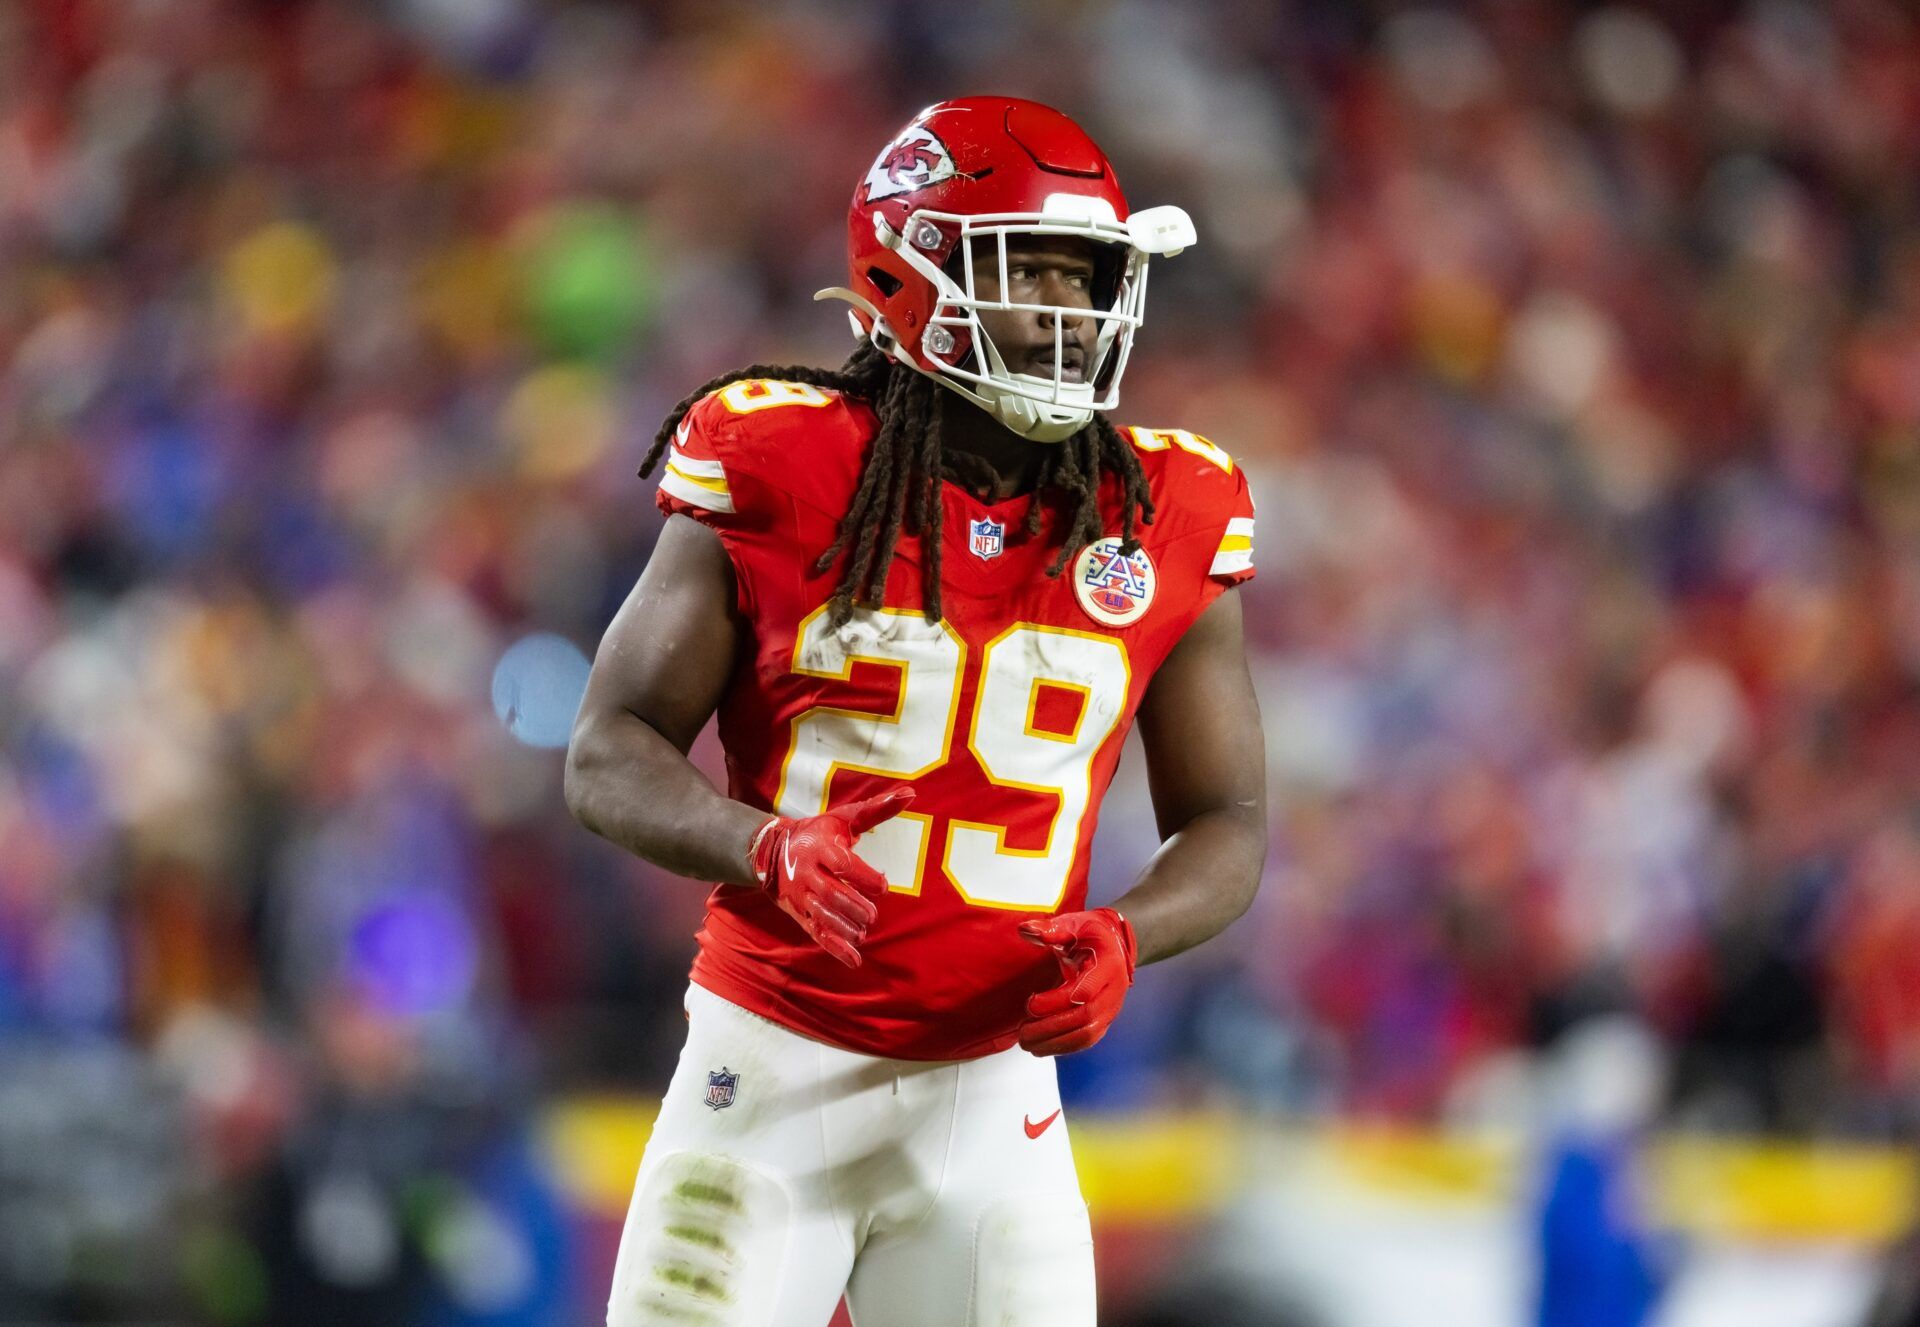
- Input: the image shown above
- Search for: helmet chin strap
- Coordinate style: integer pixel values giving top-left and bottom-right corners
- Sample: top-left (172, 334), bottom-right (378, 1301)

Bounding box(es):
top-left (958, 328), bottom-right (1094, 444)
top-left (812, 287), bottom-right (1096, 443)
top-left (973, 374), bottom-right (1094, 443)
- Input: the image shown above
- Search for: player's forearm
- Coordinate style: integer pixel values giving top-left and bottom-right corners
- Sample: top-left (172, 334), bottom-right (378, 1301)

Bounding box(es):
top-left (1109, 803), bottom-right (1265, 964)
top-left (563, 710), bottom-right (766, 887)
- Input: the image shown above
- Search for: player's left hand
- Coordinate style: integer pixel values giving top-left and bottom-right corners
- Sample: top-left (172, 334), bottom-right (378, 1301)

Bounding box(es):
top-left (1015, 908), bottom-right (1137, 1056)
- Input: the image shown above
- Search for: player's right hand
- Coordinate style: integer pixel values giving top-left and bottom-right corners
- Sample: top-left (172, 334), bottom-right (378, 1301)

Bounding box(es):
top-left (747, 787), bottom-right (914, 968)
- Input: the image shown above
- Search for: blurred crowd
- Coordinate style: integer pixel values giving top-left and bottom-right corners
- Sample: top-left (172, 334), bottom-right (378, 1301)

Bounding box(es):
top-left (3, 0), bottom-right (1919, 1320)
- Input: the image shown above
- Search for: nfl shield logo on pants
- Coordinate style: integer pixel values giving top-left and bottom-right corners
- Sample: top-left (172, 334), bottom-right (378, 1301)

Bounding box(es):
top-left (969, 516), bottom-right (1005, 560)
top-left (705, 1068), bottom-right (738, 1110)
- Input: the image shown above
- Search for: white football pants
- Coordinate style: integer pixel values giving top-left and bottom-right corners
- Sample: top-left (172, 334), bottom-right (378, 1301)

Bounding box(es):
top-left (605, 982), bottom-right (1097, 1326)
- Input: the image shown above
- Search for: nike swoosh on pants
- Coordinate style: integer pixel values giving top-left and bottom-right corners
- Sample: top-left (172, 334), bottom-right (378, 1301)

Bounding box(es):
top-left (1023, 1110), bottom-right (1061, 1139)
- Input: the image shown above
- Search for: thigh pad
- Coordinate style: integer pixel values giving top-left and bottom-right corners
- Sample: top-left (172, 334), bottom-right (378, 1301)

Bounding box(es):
top-left (608, 1151), bottom-right (793, 1327)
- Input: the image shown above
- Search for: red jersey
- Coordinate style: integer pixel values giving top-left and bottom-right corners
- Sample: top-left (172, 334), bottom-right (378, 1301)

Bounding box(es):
top-left (654, 377), bottom-right (1256, 1059)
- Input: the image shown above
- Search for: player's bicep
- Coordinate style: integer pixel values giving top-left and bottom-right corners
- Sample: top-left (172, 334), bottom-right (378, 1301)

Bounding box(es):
top-left (577, 514), bottom-right (743, 754)
top-left (1134, 588), bottom-right (1265, 838)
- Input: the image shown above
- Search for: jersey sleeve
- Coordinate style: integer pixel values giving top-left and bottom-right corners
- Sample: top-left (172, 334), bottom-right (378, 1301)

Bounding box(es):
top-left (1206, 460), bottom-right (1256, 586)
top-left (652, 394), bottom-right (787, 620)
top-left (655, 403), bottom-right (742, 523)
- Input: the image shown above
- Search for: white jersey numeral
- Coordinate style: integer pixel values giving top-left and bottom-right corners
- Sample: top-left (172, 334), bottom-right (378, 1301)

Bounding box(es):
top-left (946, 626), bottom-right (1129, 910)
top-left (716, 379), bottom-right (834, 413)
top-left (773, 608), bottom-right (1130, 910)
top-left (774, 605), bottom-right (962, 896)
top-left (1127, 426), bottom-right (1233, 473)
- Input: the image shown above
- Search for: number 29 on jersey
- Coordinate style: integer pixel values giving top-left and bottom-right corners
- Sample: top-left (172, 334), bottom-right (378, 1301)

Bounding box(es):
top-left (772, 606), bottom-right (1128, 912)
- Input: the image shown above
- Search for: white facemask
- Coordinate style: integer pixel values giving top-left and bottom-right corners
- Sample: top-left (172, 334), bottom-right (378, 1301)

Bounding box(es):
top-left (818, 201), bottom-right (1197, 443)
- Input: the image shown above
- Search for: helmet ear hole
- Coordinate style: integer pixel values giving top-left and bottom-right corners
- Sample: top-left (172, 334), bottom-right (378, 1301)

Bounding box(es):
top-left (1092, 245), bottom-right (1126, 311)
top-left (867, 267), bottom-right (903, 298)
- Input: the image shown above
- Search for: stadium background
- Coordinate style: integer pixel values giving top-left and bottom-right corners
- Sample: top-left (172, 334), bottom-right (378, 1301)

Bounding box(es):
top-left (3, 0), bottom-right (1919, 1323)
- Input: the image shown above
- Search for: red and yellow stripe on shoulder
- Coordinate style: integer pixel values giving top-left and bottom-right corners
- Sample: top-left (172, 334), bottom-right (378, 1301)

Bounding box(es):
top-left (658, 412), bottom-right (736, 514)
top-left (1124, 425), bottom-right (1256, 586)
top-left (659, 380), bottom-right (844, 514)
top-left (1211, 514), bottom-right (1254, 580)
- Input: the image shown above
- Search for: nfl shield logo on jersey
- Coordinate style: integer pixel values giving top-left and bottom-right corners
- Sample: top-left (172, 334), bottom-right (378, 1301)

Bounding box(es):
top-left (969, 516), bottom-right (1005, 560)
top-left (705, 1068), bottom-right (738, 1110)
top-left (1073, 537), bottom-right (1157, 627)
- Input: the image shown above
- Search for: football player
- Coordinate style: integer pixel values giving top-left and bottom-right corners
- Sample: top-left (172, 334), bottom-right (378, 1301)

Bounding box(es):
top-left (566, 96), bottom-right (1266, 1326)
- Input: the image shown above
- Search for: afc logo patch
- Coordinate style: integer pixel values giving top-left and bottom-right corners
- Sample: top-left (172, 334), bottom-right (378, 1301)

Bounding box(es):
top-left (969, 516), bottom-right (1005, 560)
top-left (705, 1068), bottom-right (739, 1111)
top-left (864, 125), bottom-right (958, 202)
top-left (1073, 537), bottom-right (1156, 627)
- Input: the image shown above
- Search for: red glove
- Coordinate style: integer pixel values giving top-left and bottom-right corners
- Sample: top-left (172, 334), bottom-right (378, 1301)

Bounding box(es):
top-left (1016, 908), bottom-right (1137, 1056)
top-left (748, 788), bottom-right (914, 968)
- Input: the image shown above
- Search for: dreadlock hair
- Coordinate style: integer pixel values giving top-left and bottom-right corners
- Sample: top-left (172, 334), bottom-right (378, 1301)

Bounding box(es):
top-left (639, 342), bottom-right (1156, 627)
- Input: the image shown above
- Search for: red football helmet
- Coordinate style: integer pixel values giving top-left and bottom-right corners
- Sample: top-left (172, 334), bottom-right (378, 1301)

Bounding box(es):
top-left (817, 96), bottom-right (1195, 442)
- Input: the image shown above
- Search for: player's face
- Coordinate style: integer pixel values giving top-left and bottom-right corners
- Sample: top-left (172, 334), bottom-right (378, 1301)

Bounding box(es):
top-left (967, 236), bottom-right (1102, 384)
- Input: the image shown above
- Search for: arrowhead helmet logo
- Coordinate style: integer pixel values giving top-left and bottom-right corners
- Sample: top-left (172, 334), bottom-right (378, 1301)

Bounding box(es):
top-left (864, 125), bottom-right (959, 202)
